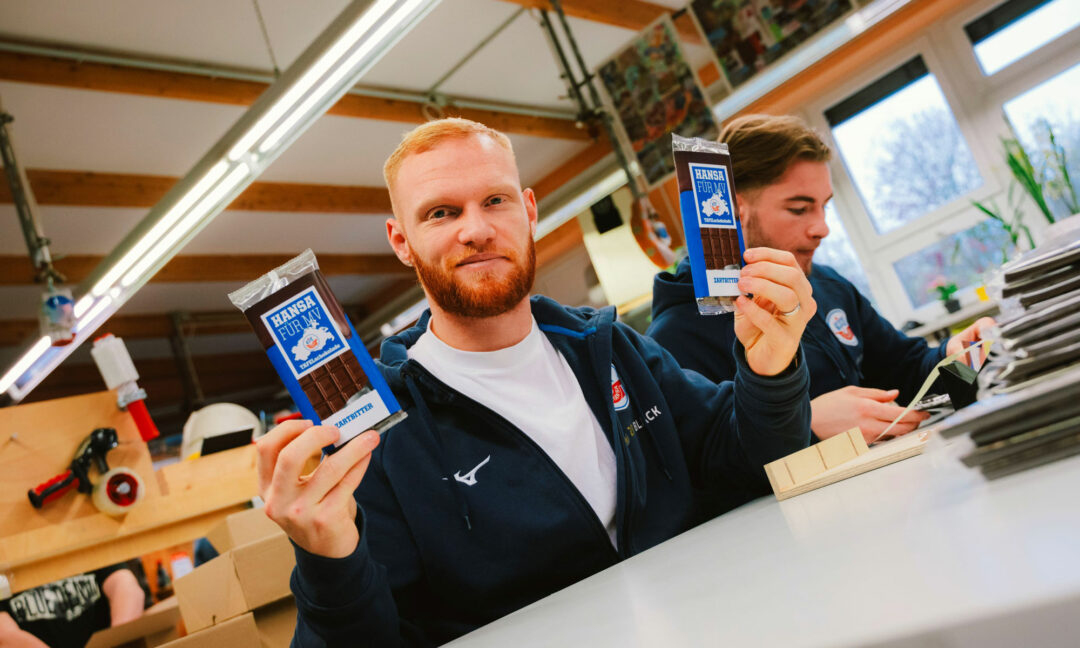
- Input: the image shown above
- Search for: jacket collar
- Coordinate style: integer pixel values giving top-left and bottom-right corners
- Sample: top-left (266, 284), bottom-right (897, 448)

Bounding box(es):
top-left (378, 295), bottom-right (614, 391)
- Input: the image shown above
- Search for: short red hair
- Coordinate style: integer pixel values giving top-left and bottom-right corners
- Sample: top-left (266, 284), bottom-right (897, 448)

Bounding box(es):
top-left (383, 118), bottom-right (515, 200)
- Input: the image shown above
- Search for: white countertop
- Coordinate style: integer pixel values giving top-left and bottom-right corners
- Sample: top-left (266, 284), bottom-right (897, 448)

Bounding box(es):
top-left (450, 433), bottom-right (1080, 647)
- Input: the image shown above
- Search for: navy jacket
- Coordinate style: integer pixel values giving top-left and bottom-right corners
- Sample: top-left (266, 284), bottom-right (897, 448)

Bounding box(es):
top-left (290, 296), bottom-right (811, 647)
top-left (648, 258), bottom-right (946, 405)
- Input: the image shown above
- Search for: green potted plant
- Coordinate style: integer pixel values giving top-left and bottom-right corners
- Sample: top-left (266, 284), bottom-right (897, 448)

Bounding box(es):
top-left (1003, 121), bottom-right (1079, 238)
top-left (929, 276), bottom-right (960, 314)
top-left (971, 182), bottom-right (1035, 263)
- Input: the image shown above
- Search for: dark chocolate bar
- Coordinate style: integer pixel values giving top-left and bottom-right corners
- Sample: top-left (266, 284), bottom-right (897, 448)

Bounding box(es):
top-left (229, 250), bottom-right (405, 450)
top-left (298, 353), bottom-right (371, 420)
top-left (700, 227), bottom-right (742, 270)
top-left (672, 134), bottom-right (746, 315)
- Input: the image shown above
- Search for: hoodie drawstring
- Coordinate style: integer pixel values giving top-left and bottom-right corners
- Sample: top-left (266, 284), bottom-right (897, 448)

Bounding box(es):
top-left (404, 372), bottom-right (473, 532)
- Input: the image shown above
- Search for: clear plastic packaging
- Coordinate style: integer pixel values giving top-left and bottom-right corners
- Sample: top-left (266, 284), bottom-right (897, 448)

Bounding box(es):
top-left (672, 133), bottom-right (746, 315)
top-left (228, 250), bottom-right (406, 451)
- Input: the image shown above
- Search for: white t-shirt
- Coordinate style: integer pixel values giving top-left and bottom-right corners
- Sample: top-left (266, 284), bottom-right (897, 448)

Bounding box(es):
top-left (407, 318), bottom-right (618, 546)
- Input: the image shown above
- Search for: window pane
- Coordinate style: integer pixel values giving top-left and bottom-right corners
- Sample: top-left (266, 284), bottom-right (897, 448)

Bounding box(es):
top-left (1002, 62), bottom-right (1080, 220)
top-left (831, 75), bottom-right (984, 234)
top-left (815, 202), bottom-right (875, 302)
top-left (967, 0), bottom-right (1080, 76)
top-left (893, 220), bottom-right (1014, 308)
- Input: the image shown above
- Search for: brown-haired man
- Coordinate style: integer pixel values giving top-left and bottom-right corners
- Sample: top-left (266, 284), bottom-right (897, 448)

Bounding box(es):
top-left (256, 118), bottom-right (816, 646)
top-left (649, 114), bottom-right (992, 466)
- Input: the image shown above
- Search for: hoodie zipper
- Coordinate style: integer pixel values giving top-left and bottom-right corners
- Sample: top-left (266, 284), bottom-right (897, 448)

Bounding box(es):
top-left (406, 363), bottom-right (620, 560)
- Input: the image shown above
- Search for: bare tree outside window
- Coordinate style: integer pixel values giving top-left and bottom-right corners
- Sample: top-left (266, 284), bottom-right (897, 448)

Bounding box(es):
top-left (864, 107), bottom-right (983, 232)
top-left (832, 75), bottom-right (984, 234)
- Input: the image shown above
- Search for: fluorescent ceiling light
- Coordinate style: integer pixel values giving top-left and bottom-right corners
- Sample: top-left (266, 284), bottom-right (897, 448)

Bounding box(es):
top-left (73, 294), bottom-right (95, 318)
top-left (75, 295), bottom-right (113, 333)
top-left (120, 162), bottom-right (250, 287)
top-left (228, 0), bottom-right (395, 161)
top-left (2, 0), bottom-right (440, 404)
top-left (535, 167), bottom-right (628, 239)
top-left (259, 0), bottom-right (424, 153)
top-left (92, 161), bottom-right (229, 296)
top-left (0, 336), bottom-right (50, 394)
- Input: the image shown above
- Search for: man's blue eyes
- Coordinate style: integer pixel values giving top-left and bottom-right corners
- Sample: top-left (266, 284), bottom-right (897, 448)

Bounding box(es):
top-left (429, 199), bottom-right (505, 219)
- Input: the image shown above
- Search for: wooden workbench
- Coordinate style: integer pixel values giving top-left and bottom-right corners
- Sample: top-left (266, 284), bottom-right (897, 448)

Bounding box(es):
top-left (0, 390), bottom-right (258, 593)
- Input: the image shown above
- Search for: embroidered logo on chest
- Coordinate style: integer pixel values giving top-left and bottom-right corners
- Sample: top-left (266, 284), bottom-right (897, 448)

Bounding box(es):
top-left (611, 364), bottom-right (629, 411)
top-left (826, 308), bottom-right (859, 347)
top-left (453, 455), bottom-right (490, 486)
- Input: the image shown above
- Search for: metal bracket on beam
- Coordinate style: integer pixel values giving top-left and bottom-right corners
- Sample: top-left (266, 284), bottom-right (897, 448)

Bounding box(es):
top-left (168, 312), bottom-right (205, 415)
top-left (536, 2), bottom-right (645, 201)
top-left (0, 101), bottom-right (64, 284)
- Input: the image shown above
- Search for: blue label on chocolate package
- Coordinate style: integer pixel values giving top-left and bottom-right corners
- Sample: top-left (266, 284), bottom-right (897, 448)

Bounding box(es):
top-left (260, 286), bottom-right (348, 380)
top-left (688, 162), bottom-right (735, 228)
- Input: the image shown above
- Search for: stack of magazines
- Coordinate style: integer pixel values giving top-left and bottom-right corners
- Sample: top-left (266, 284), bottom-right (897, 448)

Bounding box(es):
top-left (938, 232), bottom-right (1080, 479)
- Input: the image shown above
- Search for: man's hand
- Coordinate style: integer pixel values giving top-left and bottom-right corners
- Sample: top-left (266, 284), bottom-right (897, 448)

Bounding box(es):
top-left (946, 317), bottom-right (996, 361)
top-left (733, 247), bottom-right (816, 376)
top-left (257, 420), bottom-right (380, 559)
top-left (811, 386), bottom-right (929, 444)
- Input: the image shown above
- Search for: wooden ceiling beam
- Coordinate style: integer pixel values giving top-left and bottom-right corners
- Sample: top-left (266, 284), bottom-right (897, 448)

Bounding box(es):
top-left (498, 0), bottom-right (702, 45)
top-left (0, 276), bottom-right (418, 346)
top-left (21, 350), bottom-right (278, 405)
top-left (0, 253), bottom-right (410, 286)
top-left (0, 50), bottom-right (589, 141)
top-left (0, 169), bottom-right (393, 213)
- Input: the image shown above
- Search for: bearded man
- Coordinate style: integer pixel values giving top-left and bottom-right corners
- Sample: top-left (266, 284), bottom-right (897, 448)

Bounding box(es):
top-left (256, 118), bottom-right (816, 647)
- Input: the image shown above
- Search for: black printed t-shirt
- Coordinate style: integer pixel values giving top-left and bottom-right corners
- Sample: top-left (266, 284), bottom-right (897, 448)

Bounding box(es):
top-left (0, 564), bottom-right (124, 648)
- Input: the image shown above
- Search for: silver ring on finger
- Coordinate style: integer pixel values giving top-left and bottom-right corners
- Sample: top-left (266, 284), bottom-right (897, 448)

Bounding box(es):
top-left (780, 302), bottom-right (801, 317)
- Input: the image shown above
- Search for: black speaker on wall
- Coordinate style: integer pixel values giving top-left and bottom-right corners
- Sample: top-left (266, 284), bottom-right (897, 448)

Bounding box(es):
top-left (591, 195), bottom-right (623, 234)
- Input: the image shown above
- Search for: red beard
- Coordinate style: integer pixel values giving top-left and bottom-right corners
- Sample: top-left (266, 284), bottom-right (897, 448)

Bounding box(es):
top-left (410, 240), bottom-right (536, 318)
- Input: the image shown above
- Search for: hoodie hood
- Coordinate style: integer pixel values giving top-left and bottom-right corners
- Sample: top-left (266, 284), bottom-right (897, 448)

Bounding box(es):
top-left (651, 256), bottom-right (697, 322)
top-left (378, 295), bottom-right (615, 395)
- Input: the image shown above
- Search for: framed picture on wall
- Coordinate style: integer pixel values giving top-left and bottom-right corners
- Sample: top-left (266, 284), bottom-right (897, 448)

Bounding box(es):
top-left (687, 0), bottom-right (856, 92)
top-left (596, 15), bottom-right (719, 188)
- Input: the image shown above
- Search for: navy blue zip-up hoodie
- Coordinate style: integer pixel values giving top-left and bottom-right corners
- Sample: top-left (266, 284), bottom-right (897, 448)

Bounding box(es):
top-left (648, 258), bottom-right (946, 405)
top-left (289, 296), bottom-right (810, 647)
top-left (647, 260), bottom-right (945, 517)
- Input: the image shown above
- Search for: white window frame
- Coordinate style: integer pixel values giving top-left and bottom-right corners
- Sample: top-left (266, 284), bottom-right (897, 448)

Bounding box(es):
top-left (797, 0), bottom-right (1080, 325)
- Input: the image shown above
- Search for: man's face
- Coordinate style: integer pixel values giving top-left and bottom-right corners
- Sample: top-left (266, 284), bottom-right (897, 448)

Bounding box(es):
top-left (386, 135), bottom-right (537, 318)
top-left (738, 159), bottom-right (832, 275)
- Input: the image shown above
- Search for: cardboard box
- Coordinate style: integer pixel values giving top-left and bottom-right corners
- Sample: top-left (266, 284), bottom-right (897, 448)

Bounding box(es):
top-left (253, 597), bottom-right (297, 648)
top-left (158, 613), bottom-right (262, 648)
top-left (85, 597), bottom-right (180, 648)
top-left (174, 533), bottom-right (294, 633)
top-left (156, 599), bottom-right (297, 648)
top-left (204, 507), bottom-right (284, 554)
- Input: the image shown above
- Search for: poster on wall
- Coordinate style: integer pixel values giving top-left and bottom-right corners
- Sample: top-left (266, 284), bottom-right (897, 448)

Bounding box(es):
top-left (688, 0), bottom-right (855, 91)
top-left (596, 15), bottom-right (719, 188)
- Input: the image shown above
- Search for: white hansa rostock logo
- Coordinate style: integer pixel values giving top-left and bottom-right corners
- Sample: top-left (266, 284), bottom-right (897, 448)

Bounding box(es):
top-left (701, 193), bottom-right (729, 219)
top-left (291, 313), bottom-right (336, 362)
top-left (826, 308), bottom-right (859, 347)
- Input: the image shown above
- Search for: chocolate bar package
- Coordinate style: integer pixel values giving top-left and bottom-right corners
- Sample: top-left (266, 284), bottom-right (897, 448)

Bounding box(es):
top-left (228, 250), bottom-right (405, 451)
top-left (672, 133), bottom-right (746, 315)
